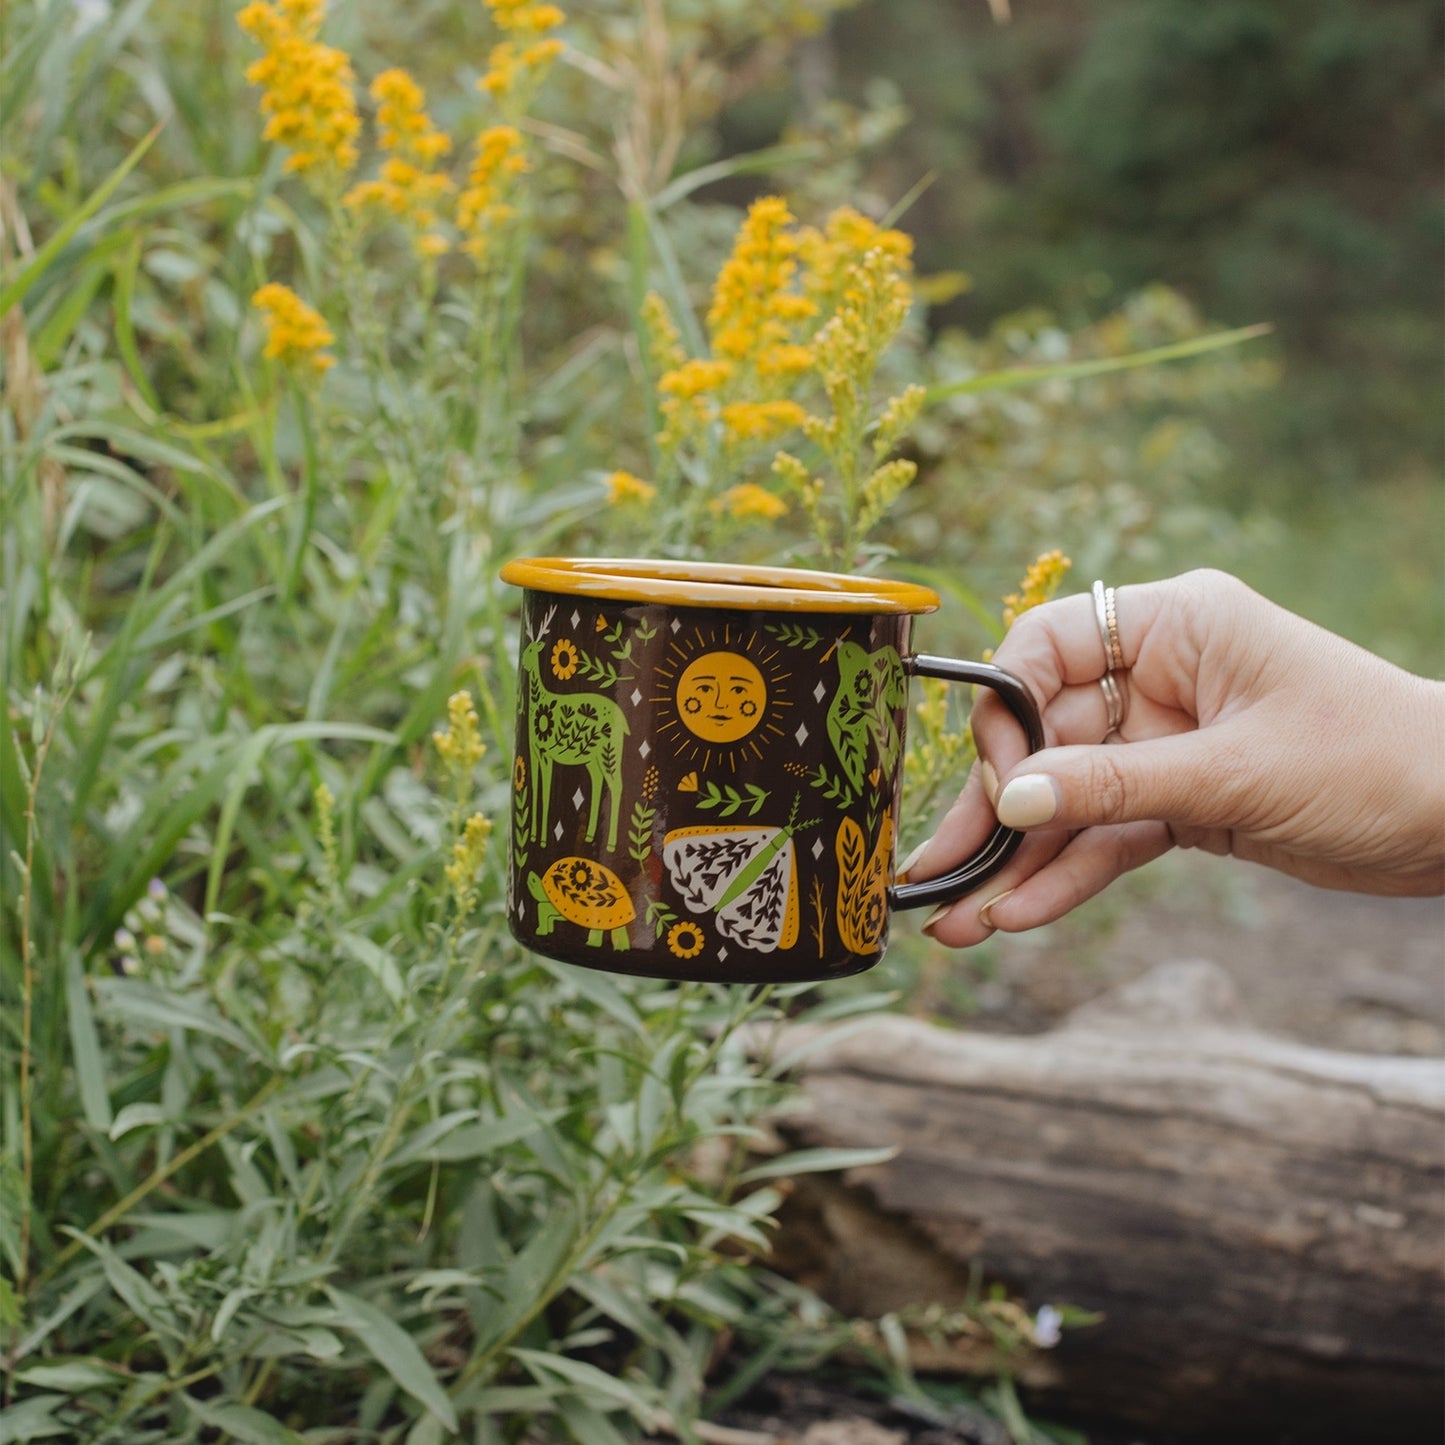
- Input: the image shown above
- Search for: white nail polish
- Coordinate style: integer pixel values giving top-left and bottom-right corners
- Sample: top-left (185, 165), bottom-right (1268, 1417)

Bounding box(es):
top-left (977, 888), bottom-right (1015, 930)
top-left (897, 836), bottom-right (933, 880)
top-left (979, 758), bottom-right (1000, 807)
top-left (996, 773), bottom-right (1059, 828)
top-left (921, 903), bottom-right (950, 935)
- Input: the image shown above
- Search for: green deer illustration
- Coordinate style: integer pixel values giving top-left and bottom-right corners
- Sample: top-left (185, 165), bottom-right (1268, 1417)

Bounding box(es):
top-left (520, 622), bottom-right (630, 852)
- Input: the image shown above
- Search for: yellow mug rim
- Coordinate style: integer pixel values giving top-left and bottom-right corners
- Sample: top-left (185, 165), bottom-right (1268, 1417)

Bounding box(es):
top-left (499, 556), bottom-right (941, 615)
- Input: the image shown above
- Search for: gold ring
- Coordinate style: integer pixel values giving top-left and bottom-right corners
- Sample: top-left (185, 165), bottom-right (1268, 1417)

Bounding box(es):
top-left (1092, 579), bottom-right (1125, 673)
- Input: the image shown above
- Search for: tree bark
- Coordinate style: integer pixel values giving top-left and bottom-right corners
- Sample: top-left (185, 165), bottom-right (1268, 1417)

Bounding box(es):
top-left (764, 961), bottom-right (1445, 1442)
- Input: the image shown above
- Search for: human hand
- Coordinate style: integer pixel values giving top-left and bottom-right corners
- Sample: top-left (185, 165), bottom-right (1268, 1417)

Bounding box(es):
top-left (908, 569), bottom-right (1445, 947)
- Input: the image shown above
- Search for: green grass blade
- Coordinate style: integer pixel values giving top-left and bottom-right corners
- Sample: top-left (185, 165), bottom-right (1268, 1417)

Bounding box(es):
top-left (924, 323), bottom-right (1273, 404)
top-left (0, 122), bottom-right (162, 316)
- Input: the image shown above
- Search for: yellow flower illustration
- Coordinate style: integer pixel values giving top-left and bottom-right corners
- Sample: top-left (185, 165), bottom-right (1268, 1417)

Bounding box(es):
top-left (605, 469), bottom-right (658, 506)
top-left (550, 638), bottom-right (580, 679)
top-left (237, 0), bottom-right (360, 180)
top-left (251, 283), bottom-right (336, 375)
top-left (667, 920), bottom-right (706, 959)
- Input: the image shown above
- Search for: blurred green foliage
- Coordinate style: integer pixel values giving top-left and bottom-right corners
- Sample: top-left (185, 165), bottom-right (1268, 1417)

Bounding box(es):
top-left (807, 0), bottom-right (1443, 668)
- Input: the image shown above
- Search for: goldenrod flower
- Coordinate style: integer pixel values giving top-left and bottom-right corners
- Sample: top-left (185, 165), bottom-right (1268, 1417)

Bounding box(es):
top-left (237, 0), bottom-right (359, 180)
top-left (1002, 550), bottom-right (1072, 628)
top-left (720, 399), bottom-right (807, 444)
top-left (251, 283), bottom-right (336, 375)
top-left (478, 0), bottom-right (565, 104)
top-left (457, 125), bottom-right (529, 259)
top-left (798, 206), bottom-right (913, 313)
top-left (445, 813), bottom-right (493, 913)
top-left (706, 196), bottom-right (815, 365)
top-left (606, 469), bottom-right (657, 505)
top-left (641, 292), bottom-right (687, 381)
top-left (343, 68), bottom-right (454, 253)
top-left (659, 358), bottom-right (734, 400)
top-left (711, 483), bottom-right (789, 522)
top-left (433, 690), bottom-right (487, 771)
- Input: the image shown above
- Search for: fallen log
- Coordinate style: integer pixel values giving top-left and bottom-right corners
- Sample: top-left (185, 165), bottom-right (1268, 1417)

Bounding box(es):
top-left (763, 960), bottom-right (1445, 1442)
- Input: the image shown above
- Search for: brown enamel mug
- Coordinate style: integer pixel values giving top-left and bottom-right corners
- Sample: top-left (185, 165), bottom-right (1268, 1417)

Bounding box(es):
top-left (499, 558), bottom-right (1043, 984)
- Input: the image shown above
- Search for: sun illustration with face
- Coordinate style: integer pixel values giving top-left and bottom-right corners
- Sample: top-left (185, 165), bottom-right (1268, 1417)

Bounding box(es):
top-left (654, 626), bottom-right (792, 771)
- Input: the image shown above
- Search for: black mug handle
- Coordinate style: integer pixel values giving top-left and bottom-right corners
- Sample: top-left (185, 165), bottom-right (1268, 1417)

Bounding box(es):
top-left (886, 654), bottom-right (1045, 912)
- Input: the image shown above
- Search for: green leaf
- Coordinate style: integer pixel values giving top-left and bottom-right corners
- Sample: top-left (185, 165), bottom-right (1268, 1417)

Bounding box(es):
top-left (13, 1361), bottom-right (120, 1394)
top-left (325, 1286), bottom-right (458, 1432)
top-left (511, 1348), bottom-right (655, 1421)
top-left (60, 1231), bottom-right (183, 1346)
top-left (739, 1145), bottom-right (898, 1183)
top-left (0, 1396), bottom-right (71, 1443)
top-left (92, 979), bottom-right (262, 1061)
top-left (182, 1398), bottom-right (309, 1445)
top-left (65, 950), bottom-right (113, 1134)
top-left (385, 1107), bottom-right (564, 1171)
top-left (536, 958), bottom-right (643, 1034)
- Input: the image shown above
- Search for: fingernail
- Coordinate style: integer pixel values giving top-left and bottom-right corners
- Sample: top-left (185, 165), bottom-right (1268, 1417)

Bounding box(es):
top-left (977, 888), bottom-right (1015, 930)
top-left (896, 835), bottom-right (933, 883)
top-left (921, 903), bottom-right (950, 936)
top-left (996, 773), bottom-right (1060, 828)
top-left (979, 758), bottom-right (1000, 807)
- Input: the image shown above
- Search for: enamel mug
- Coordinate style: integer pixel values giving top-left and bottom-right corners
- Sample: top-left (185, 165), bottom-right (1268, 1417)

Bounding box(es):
top-left (500, 558), bottom-right (1042, 984)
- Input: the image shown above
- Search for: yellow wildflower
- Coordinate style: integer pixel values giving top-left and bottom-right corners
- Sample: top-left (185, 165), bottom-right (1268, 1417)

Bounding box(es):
top-left (659, 358), bottom-right (734, 400)
top-left (1002, 550), bottom-right (1073, 628)
top-left (433, 690), bottom-right (487, 772)
top-left (706, 196), bottom-right (816, 364)
top-left (798, 206), bottom-right (913, 313)
top-left (641, 292), bottom-right (687, 381)
top-left (237, 0), bottom-right (359, 180)
top-left (251, 283), bottom-right (336, 375)
top-left (720, 399), bottom-right (807, 443)
top-left (478, 0), bottom-right (565, 104)
top-left (810, 246), bottom-right (913, 401)
top-left (711, 483), bottom-right (789, 522)
top-left (445, 813), bottom-right (493, 913)
top-left (457, 125), bottom-right (529, 258)
top-left (343, 69), bottom-right (453, 252)
top-left (605, 469), bottom-right (658, 505)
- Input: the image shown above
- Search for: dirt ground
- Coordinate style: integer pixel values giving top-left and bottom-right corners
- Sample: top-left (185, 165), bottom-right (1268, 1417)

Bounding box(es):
top-left (949, 850), bottom-right (1445, 1056)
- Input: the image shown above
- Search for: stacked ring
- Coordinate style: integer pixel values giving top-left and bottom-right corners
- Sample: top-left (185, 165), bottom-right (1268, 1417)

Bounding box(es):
top-left (1091, 579), bottom-right (1129, 736)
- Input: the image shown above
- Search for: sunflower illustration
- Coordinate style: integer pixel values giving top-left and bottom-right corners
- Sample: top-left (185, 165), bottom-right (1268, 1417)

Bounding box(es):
top-left (550, 638), bottom-right (580, 680)
top-left (666, 920), bottom-right (706, 959)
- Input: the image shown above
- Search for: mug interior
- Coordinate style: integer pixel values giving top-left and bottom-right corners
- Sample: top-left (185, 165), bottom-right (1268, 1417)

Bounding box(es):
top-left (499, 556), bottom-right (941, 615)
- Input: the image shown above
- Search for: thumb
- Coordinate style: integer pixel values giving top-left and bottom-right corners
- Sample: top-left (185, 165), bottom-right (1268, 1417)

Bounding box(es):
top-left (994, 729), bottom-right (1255, 833)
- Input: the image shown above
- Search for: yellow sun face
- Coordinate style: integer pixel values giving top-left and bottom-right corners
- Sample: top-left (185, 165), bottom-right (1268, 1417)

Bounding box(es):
top-left (654, 625), bottom-right (792, 773)
top-left (676, 652), bottom-right (767, 743)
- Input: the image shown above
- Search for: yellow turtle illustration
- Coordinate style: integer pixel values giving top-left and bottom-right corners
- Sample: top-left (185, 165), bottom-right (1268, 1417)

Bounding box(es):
top-left (527, 857), bottom-right (635, 949)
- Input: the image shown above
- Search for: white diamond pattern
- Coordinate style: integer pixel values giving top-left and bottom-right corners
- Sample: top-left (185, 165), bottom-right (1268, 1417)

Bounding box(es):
top-left (795, 722), bottom-right (810, 745)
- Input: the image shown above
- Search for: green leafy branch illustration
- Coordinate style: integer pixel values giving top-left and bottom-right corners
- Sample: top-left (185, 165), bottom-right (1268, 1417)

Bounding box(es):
top-left (628, 800), bottom-right (655, 866)
top-left (696, 782), bottom-right (769, 817)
